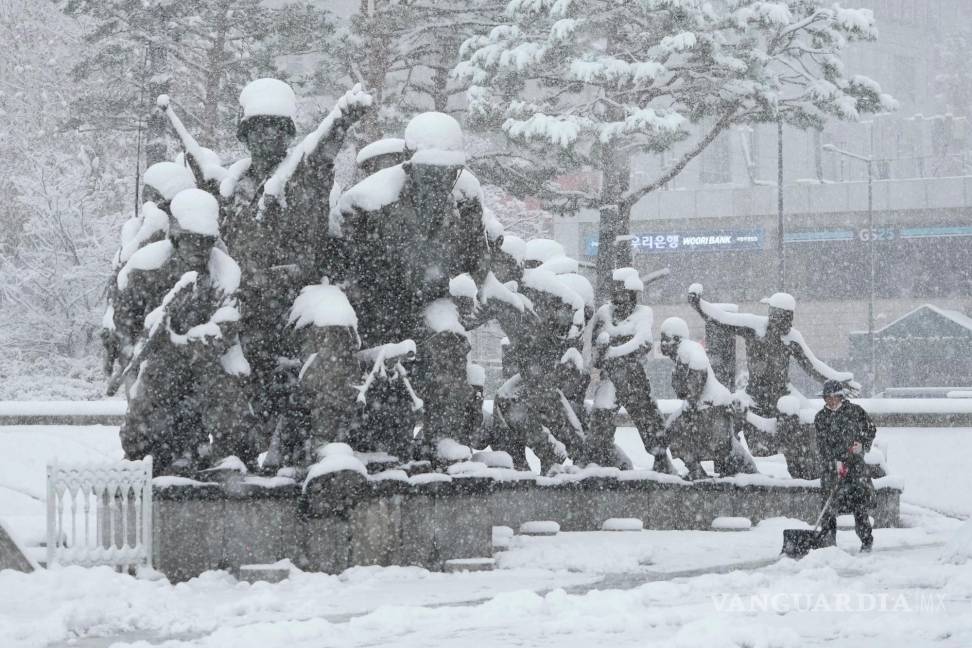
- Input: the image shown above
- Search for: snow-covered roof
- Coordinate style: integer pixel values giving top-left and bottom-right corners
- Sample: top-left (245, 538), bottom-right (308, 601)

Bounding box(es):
top-left (144, 162), bottom-right (195, 200)
top-left (239, 78), bottom-right (296, 120)
top-left (612, 267), bottom-right (643, 292)
top-left (864, 304), bottom-right (972, 337)
top-left (356, 138), bottom-right (406, 165)
top-left (170, 189), bottom-right (220, 237)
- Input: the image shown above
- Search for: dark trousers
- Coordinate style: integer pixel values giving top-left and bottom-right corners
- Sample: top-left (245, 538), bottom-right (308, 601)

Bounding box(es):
top-left (820, 497), bottom-right (873, 547)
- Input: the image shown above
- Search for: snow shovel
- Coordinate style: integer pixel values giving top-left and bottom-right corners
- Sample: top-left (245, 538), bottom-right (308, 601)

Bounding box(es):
top-left (782, 480), bottom-right (840, 559)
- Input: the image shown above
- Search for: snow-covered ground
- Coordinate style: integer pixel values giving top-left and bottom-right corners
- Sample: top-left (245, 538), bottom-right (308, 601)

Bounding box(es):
top-left (1, 425), bottom-right (971, 647)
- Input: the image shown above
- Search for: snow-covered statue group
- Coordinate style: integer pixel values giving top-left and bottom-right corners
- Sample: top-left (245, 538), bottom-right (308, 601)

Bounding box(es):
top-left (102, 78), bottom-right (861, 484)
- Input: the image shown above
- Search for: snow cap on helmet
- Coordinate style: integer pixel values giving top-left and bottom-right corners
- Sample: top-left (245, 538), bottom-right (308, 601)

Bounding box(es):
top-left (541, 255), bottom-right (579, 275)
top-left (524, 238), bottom-right (565, 266)
top-left (404, 112), bottom-right (466, 166)
top-left (612, 267), bottom-right (644, 292)
top-left (660, 316), bottom-right (690, 340)
top-left (237, 78), bottom-right (297, 140)
top-left (169, 189), bottom-right (220, 238)
top-left (760, 292), bottom-right (796, 311)
top-left (522, 268), bottom-right (584, 312)
top-left (144, 162), bottom-right (196, 201)
top-left (356, 138), bottom-right (406, 166)
top-left (558, 273), bottom-right (594, 309)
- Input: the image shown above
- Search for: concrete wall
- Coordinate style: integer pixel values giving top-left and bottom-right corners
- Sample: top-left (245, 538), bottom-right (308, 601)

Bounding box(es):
top-left (152, 474), bottom-right (902, 583)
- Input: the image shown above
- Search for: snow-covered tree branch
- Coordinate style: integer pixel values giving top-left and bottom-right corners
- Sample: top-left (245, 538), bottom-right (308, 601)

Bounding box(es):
top-left (457, 0), bottom-right (896, 299)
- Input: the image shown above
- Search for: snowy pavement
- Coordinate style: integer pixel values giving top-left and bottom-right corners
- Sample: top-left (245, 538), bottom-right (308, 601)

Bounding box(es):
top-left (1, 512), bottom-right (968, 648)
top-left (1, 425), bottom-right (971, 647)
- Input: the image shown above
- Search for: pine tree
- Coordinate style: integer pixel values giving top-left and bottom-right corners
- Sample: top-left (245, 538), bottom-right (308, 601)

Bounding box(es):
top-left (62, 0), bottom-right (337, 156)
top-left (457, 0), bottom-right (896, 298)
top-left (0, 0), bottom-right (126, 364)
top-left (326, 1), bottom-right (506, 141)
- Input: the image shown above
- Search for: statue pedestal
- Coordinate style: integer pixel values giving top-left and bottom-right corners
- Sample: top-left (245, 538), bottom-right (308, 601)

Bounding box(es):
top-left (151, 471), bottom-right (903, 582)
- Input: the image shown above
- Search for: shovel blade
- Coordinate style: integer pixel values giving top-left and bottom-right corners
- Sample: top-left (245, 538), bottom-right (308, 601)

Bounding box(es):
top-left (782, 529), bottom-right (820, 559)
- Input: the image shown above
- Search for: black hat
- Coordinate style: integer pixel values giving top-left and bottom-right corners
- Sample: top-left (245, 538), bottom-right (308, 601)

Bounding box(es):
top-left (819, 380), bottom-right (845, 397)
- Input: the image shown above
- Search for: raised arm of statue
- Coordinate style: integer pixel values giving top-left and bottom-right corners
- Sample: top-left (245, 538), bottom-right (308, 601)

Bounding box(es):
top-left (784, 328), bottom-right (858, 393)
top-left (156, 95), bottom-right (226, 195)
top-left (267, 84), bottom-right (374, 206)
top-left (687, 284), bottom-right (757, 339)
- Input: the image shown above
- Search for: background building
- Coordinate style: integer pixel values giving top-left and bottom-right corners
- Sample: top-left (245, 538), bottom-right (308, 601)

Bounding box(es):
top-left (480, 1), bottom-right (972, 397)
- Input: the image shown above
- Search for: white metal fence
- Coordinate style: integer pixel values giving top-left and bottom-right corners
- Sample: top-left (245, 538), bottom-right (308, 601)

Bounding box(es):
top-left (46, 457), bottom-right (153, 570)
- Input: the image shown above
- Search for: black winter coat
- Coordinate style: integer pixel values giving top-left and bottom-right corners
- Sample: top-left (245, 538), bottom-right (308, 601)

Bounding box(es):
top-left (814, 400), bottom-right (877, 510)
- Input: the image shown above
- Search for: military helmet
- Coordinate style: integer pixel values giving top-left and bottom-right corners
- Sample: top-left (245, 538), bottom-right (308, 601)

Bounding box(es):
top-left (236, 78), bottom-right (298, 141)
top-left (168, 189), bottom-right (220, 240)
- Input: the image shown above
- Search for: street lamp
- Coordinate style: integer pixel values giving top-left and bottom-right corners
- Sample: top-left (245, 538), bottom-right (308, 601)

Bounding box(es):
top-left (822, 143), bottom-right (875, 395)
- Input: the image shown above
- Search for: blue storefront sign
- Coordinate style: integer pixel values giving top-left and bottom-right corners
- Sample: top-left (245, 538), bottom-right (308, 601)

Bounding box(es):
top-left (585, 228), bottom-right (764, 256)
top-left (784, 225), bottom-right (972, 244)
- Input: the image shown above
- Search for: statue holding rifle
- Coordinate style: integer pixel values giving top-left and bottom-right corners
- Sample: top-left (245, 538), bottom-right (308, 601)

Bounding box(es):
top-left (116, 190), bottom-right (256, 475)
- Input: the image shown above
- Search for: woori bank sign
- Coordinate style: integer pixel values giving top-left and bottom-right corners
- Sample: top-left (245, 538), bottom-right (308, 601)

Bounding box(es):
top-left (585, 228), bottom-right (764, 256)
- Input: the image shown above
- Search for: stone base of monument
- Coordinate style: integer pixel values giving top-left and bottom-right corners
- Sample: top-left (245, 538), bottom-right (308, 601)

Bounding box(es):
top-left (238, 562), bottom-right (292, 584)
top-left (710, 516), bottom-right (753, 532)
top-left (601, 517), bottom-right (644, 532)
top-left (151, 471), bottom-right (903, 583)
top-left (444, 557), bottom-right (496, 573)
top-left (519, 521), bottom-right (561, 536)
top-left (491, 525), bottom-right (514, 551)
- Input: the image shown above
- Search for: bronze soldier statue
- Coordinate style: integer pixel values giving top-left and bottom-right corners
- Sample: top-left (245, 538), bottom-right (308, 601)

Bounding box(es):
top-left (218, 79), bottom-right (372, 468)
top-left (102, 161), bottom-right (196, 390)
top-left (588, 269), bottom-right (668, 470)
top-left (115, 189), bottom-right (256, 475)
top-left (687, 285), bottom-right (858, 473)
top-left (492, 266), bottom-right (587, 471)
top-left (335, 112), bottom-right (492, 465)
top-left (687, 284), bottom-right (858, 418)
top-left (660, 318), bottom-right (757, 480)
